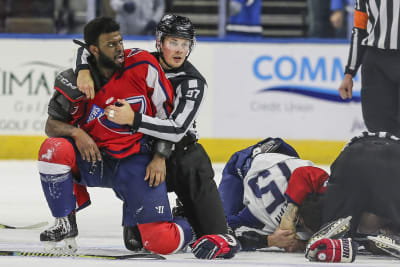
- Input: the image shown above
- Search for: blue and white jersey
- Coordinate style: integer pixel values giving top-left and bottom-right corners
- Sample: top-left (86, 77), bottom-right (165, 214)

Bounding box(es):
top-left (242, 153), bottom-right (314, 234)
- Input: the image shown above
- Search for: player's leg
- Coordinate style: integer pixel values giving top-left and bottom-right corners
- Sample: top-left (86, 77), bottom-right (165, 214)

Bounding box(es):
top-left (367, 138), bottom-right (400, 227)
top-left (116, 153), bottom-right (194, 254)
top-left (322, 142), bottom-right (369, 236)
top-left (170, 143), bottom-right (229, 237)
top-left (361, 48), bottom-right (400, 135)
top-left (218, 168), bottom-right (245, 218)
top-left (38, 137), bottom-right (80, 252)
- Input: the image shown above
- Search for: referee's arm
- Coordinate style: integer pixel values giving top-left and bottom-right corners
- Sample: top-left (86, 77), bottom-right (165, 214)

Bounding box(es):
top-left (345, 0), bottom-right (368, 77)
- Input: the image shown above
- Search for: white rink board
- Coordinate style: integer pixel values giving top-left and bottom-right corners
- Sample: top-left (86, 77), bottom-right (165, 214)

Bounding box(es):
top-left (0, 160), bottom-right (398, 267)
top-left (0, 38), bottom-right (365, 140)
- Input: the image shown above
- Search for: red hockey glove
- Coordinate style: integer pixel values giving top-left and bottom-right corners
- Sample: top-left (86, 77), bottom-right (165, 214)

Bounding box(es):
top-left (306, 238), bottom-right (357, 262)
top-left (191, 234), bottom-right (241, 259)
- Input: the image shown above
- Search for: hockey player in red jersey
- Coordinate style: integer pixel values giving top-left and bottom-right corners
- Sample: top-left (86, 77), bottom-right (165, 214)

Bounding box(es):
top-left (38, 17), bottom-right (194, 255)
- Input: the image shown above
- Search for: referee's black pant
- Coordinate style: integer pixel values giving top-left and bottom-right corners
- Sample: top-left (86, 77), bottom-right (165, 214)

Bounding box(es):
top-left (167, 143), bottom-right (228, 237)
top-left (361, 47), bottom-right (400, 136)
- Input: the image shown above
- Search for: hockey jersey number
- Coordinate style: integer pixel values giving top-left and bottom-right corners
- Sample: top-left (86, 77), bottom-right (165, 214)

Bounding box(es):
top-left (243, 153), bottom-right (314, 233)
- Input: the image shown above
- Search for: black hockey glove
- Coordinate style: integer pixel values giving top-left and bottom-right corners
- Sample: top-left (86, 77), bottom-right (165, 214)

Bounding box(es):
top-left (191, 234), bottom-right (241, 259)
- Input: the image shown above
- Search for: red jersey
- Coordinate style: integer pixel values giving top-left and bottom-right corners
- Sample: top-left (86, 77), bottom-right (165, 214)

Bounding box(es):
top-left (64, 48), bottom-right (174, 158)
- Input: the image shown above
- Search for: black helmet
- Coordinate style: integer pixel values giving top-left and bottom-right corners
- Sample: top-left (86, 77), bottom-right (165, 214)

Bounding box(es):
top-left (156, 14), bottom-right (196, 53)
top-left (157, 14), bottom-right (196, 40)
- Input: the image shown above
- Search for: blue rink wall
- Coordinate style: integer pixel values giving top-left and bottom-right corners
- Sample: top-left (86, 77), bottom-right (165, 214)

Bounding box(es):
top-left (0, 34), bottom-right (364, 164)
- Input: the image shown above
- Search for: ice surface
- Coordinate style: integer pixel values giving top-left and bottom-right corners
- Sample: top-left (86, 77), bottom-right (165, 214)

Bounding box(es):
top-left (0, 161), bottom-right (398, 267)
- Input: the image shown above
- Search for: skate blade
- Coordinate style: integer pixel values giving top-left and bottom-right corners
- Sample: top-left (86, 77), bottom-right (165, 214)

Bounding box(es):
top-left (367, 235), bottom-right (400, 259)
top-left (43, 237), bottom-right (78, 254)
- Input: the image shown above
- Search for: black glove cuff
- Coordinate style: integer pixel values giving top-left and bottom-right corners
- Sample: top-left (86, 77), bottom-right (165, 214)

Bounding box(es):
top-left (154, 140), bottom-right (174, 158)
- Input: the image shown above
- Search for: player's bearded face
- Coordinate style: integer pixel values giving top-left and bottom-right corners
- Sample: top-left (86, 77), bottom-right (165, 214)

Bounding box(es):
top-left (160, 36), bottom-right (190, 69)
top-left (98, 48), bottom-right (124, 70)
top-left (96, 32), bottom-right (125, 70)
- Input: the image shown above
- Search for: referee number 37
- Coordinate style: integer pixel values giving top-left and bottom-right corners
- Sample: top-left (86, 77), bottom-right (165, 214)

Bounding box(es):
top-left (186, 89), bottom-right (200, 99)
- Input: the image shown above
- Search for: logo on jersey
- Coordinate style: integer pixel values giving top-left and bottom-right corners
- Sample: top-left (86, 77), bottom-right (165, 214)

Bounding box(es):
top-left (155, 206), bottom-right (165, 214)
top-left (86, 104), bottom-right (104, 124)
top-left (56, 73), bottom-right (78, 90)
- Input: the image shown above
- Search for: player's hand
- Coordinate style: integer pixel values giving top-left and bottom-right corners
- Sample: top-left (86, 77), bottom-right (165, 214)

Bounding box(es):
top-left (285, 238), bottom-right (306, 252)
top-left (105, 99), bottom-right (135, 125)
top-left (279, 203), bottom-right (298, 232)
top-left (338, 74), bottom-right (353, 99)
top-left (71, 128), bottom-right (102, 162)
top-left (268, 228), bottom-right (296, 249)
top-left (77, 69), bottom-right (95, 99)
top-left (145, 153), bottom-right (166, 187)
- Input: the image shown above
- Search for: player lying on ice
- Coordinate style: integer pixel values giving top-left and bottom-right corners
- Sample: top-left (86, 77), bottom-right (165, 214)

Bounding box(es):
top-left (218, 137), bottom-right (328, 253)
top-left (219, 134), bottom-right (400, 262)
top-left (38, 16), bottom-right (240, 259)
top-left (71, 14), bottom-right (240, 259)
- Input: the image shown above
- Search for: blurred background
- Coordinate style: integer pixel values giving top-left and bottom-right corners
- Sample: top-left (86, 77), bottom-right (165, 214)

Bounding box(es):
top-left (0, 0), bottom-right (363, 165)
top-left (0, 0), bottom-right (353, 38)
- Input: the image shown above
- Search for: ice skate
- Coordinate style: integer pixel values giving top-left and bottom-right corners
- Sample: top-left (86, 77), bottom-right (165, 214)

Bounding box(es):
top-left (306, 216), bottom-right (352, 251)
top-left (123, 225), bottom-right (143, 252)
top-left (40, 213), bottom-right (78, 253)
top-left (367, 234), bottom-right (400, 259)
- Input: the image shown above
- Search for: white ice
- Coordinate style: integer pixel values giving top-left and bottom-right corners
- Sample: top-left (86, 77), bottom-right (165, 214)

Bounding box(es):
top-left (0, 160), bottom-right (398, 267)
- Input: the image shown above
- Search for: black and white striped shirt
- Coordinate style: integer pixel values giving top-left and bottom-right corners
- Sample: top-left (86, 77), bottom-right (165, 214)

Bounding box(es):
top-left (345, 0), bottom-right (400, 76)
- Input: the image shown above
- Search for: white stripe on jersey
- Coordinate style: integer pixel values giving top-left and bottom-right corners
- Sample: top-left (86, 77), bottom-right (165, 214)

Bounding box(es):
top-left (243, 153), bottom-right (314, 234)
top-left (146, 65), bottom-right (169, 119)
top-left (367, 0), bottom-right (380, 46)
top-left (377, 0), bottom-right (388, 49)
top-left (391, 1), bottom-right (400, 49)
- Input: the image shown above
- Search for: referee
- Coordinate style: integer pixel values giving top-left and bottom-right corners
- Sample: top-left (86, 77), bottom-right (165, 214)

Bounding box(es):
top-left (338, 0), bottom-right (400, 136)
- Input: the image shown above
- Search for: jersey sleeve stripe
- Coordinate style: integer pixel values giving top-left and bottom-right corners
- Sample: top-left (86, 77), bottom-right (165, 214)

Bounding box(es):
top-left (137, 83), bottom-right (206, 142)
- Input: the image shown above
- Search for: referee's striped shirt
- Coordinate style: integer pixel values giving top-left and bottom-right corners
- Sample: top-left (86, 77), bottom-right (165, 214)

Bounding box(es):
top-left (345, 0), bottom-right (400, 76)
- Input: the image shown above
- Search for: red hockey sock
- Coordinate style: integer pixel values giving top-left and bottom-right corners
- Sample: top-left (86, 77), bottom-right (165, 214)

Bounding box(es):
top-left (138, 222), bottom-right (184, 254)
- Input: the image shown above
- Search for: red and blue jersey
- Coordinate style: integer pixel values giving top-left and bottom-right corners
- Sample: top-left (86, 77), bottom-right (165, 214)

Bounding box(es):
top-left (58, 48), bottom-right (174, 158)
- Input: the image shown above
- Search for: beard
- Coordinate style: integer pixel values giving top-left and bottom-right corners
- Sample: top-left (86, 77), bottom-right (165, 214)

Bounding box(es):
top-left (98, 49), bottom-right (124, 71)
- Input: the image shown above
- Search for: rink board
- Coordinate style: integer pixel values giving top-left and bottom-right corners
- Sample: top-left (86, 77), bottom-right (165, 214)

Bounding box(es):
top-left (0, 36), bottom-right (361, 164)
top-left (0, 135), bottom-right (345, 164)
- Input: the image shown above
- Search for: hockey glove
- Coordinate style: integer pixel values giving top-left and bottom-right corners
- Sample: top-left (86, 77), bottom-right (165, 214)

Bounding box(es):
top-left (306, 238), bottom-right (357, 263)
top-left (191, 234), bottom-right (241, 259)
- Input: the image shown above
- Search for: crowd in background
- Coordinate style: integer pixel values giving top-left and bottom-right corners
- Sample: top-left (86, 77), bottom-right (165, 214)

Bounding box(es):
top-left (0, 0), bottom-right (354, 39)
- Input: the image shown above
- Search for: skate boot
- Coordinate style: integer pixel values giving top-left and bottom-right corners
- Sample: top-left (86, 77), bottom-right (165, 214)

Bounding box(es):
top-left (367, 234), bottom-right (400, 259)
top-left (40, 212), bottom-right (78, 253)
top-left (123, 225), bottom-right (143, 251)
